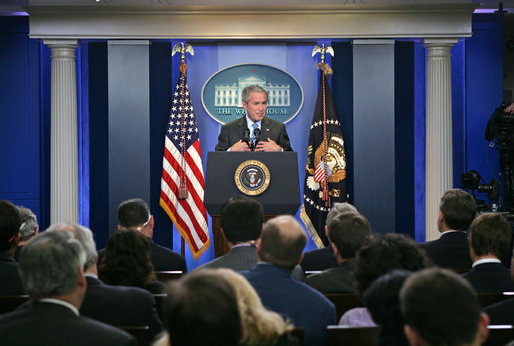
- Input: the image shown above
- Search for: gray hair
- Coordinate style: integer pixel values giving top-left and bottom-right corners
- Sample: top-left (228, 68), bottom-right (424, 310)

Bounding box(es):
top-left (242, 85), bottom-right (268, 103)
top-left (19, 230), bottom-right (86, 299)
top-left (46, 223), bottom-right (97, 270)
top-left (18, 206), bottom-right (38, 241)
top-left (326, 202), bottom-right (358, 226)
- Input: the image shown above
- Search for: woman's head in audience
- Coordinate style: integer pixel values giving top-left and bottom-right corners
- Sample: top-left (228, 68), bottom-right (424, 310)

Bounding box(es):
top-left (162, 269), bottom-right (242, 346)
top-left (353, 233), bottom-right (430, 295)
top-left (363, 269), bottom-right (412, 346)
top-left (215, 268), bottom-right (293, 345)
top-left (99, 228), bottom-right (155, 288)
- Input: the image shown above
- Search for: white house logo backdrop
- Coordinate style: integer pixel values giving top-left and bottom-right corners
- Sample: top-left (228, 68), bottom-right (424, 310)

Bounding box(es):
top-left (202, 64), bottom-right (304, 125)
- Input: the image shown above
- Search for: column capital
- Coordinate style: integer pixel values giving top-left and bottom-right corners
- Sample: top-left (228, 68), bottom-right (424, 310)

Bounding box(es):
top-left (43, 39), bottom-right (78, 48)
top-left (423, 38), bottom-right (459, 59)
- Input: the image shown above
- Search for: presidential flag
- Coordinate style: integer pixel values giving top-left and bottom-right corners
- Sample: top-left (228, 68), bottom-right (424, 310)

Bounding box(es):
top-left (300, 64), bottom-right (347, 248)
top-left (160, 61), bottom-right (209, 260)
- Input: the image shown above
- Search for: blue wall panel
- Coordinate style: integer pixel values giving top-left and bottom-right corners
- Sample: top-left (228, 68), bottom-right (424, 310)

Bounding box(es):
top-left (0, 17), bottom-right (42, 223)
top-left (465, 14), bottom-right (503, 207)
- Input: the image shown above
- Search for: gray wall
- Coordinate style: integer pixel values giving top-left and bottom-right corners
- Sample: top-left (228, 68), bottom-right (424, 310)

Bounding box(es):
top-left (353, 40), bottom-right (396, 234)
top-left (108, 40), bottom-right (150, 234)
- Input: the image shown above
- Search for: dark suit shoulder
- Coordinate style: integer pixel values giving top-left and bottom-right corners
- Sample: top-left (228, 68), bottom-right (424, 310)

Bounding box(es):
top-left (300, 247), bottom-right (337, 272)
top-left (151, 241), bottom-right (187, 272)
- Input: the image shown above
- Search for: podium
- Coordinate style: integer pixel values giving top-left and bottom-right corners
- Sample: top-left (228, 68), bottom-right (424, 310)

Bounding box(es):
top-left (205, 151), bottom-right (301, 257)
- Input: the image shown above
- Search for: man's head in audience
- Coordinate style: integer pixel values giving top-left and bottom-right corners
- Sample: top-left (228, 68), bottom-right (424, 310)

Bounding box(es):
top-left (328, 212), bottom-right (371, 264)
top-left (0, 200), bottom-right (21, 256)
top-left (438, 189), bottom-right (476, 233)
top-left (19, 230), bottom-right (87, 308)
top-left (118, 198), bottom-right (154, 239)
top-left (354, 233), bottom-right (430, 295)
top-left (221, 196), bottom-right (263, 247)
top-left (47, 223), bottom-right (98, 274)
top-left (17, 206), bottom-right (39, 245)
top-left (164, 269), bottom-right (242, 346)
top-left (400, 268), bottom-right (489, 346)
top-left (324, 202), bottom-right (358, 241)
top-left (469, 212), bottom-right (511, 263)
top-left (258, 215), bottom-right (307, 271)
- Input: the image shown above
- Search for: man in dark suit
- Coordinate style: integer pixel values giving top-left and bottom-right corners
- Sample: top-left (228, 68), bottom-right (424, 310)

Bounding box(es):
top-left (300, 202), bottom-right (358, 272)
top-left (198, 196), bottom-right (263, 271)
top-left (462, 213), bottom-right (514, 293)
top-left (0, 200), bottom-right (25, 295)
top-left (48, 223), bottom-right (162, 341)
top-left (215, 84), bottom-right (292, 152)
top-left (99, 198), bottom-right (187, 272)
top-left (483, 297), bottom-right (514, 325)
top-left (241, 215), bottom-right (336, 346)
top-left (0, 231), bottom-right (136, 346)
top-left (401, 268), bottom-right (489, 346)
top-left (418, 189), bottom-right (476, 270)
top-left (306, 212), bottom-right (371, 293)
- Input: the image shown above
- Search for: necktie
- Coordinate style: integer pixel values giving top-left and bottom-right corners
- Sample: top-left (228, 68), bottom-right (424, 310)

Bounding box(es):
top-left (252, 122), bottom-right (259, 145)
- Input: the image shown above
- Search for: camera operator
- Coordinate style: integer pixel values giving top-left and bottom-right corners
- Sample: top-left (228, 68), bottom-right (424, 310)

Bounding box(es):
top-left (505, 103), bottom-right (514, 114)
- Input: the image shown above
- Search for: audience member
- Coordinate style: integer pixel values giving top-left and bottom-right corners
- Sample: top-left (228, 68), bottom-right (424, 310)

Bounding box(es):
top-left (339, 233), bottom-right (430, 327)
top-left (99, 228), bottom-right (165, 294)
top-left (306, 212), bottom-right (371, 293)
top-left (0, 231), bottom-right (136, 345)
top-left (400, 268), bottom-right (489, 346)
top-left (198, 196), bottom-right (264, 271)
top-left (216, 268), bottom-right (298, 346)
top-left (462, 212), bottom-right (514, 292)
top-left (0, 200), bottom-right (24, 295)
top-left (241, 215), bottom-right (336, 346)
top-left (14, 206), bottom-right (39, 261)
top-left (300, 202), bottom-right (359, 271)
top-left (99, 198), bottom-right (187, 272)
top-left (418, 189), bottom-right (476, 270)
top-left (47, 223), bottom-right (162, 342)
top-left (483, 297), bottom-right (514, 325)
top-left (197, 196), bottom-right (304, 280)
top-left (156, 269), bottom-right (242, 346)
top-left (363, 269), bottom-right (412, 346)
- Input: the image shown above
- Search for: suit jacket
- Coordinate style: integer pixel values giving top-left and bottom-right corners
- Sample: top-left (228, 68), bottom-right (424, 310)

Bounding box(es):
top-left (0, 301), bottom-right (136, 346)
top-left (241, 263), bottom-right (336, 346)
top-left (197, 245), bottom-right (305, 281)
top-left (0, 252), bottom-right (25, 295)
top-left (300, 246), bottom-right (338, 272)
top-left (305, 259), bottom-right (357, 294)
top-left (198, 244), bottom-right (258, 271)
top-left (461, 262), bottom-right (514, 293)
top-left (80, 276), bottom-right (162, 341)
top-left (98, 240), bottom-right (187, 273)
top-left (150, 240), bottom-right (187, 272)
top-left (417, 231), bottom-right (472, 270)
top-left (483, 298), bottom-right (514, 325)
top-left (215, 116), bottom-right (293, 151)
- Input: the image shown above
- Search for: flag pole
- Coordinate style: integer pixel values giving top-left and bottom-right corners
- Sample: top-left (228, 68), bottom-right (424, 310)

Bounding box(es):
top-left (171, 42), bottom-right (194, 258)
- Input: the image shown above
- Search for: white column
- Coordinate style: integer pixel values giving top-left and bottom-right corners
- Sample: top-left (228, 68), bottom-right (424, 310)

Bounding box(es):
top-left (44, 40), bottom-right (79, 224)
top-left (423, 38), bottom-right (458, 241)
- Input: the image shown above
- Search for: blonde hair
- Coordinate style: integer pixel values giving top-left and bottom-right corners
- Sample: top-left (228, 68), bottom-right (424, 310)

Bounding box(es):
top-left (215, 268), bottom-right (293, 345)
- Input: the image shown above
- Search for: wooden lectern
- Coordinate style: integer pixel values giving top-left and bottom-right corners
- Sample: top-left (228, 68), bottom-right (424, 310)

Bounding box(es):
top-left (205, 151), bottom-right (301, 258)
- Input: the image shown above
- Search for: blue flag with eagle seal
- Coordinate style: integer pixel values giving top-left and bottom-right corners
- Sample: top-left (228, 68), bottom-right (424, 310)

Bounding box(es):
top-left (300, 66), bottom-right (347, 248)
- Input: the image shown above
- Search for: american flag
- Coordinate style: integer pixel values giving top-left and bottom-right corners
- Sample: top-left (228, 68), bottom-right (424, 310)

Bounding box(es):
top-left (160, 62), bottom-right (209, 260)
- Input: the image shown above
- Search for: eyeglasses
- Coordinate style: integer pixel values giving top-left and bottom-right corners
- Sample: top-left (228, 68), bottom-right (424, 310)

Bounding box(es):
top-left (136, 215), bottom-right (152, 231)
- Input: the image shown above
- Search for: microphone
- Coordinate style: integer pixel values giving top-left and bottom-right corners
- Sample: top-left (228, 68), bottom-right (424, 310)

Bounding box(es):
top-left (243, 129), bottom-right (250, 148)
top-left (254, 128), bottom-right (261, 148)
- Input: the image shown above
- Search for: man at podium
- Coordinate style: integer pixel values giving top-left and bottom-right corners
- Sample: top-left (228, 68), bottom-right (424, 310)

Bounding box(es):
top-left (215, 85), bottom-right (293, 152)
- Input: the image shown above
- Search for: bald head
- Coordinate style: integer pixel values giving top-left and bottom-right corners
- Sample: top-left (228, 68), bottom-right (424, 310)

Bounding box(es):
top-left (258, 215), bottom-right (307, 270)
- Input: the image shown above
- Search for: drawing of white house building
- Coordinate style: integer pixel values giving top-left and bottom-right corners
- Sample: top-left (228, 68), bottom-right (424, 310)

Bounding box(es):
top-left (214, 74), bottom-right (290, 107)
